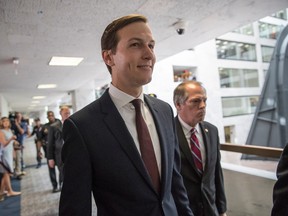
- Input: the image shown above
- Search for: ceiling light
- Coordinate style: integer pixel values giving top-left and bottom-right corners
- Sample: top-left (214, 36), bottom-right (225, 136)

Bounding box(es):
top-left (37, 84), bottom-right (57, 89)
top-left (32, 96), bottom-right (46, 99)
top-left (31, 101), bottom-right (40, 104)
top-left (13, 57), bottom-right (19, 65)
top-left (49, 56), bottom-right (84, 66)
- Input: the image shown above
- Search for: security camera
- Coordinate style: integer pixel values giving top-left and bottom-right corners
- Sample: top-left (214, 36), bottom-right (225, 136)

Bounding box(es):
top-left (173, 20), bottom-right (188, 35)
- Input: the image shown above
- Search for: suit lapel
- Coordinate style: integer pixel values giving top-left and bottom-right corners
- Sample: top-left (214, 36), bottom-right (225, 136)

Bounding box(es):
top-left (199, 122), bottom-right (210, 174)
top-left (144, 96), bottom-right (167, 195)
top-left (99, 91), bottom-right (156, 192)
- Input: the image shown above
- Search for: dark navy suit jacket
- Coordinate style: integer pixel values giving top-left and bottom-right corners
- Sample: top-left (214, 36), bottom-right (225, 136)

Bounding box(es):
top-left (59, 90), bottom-right (193, 216)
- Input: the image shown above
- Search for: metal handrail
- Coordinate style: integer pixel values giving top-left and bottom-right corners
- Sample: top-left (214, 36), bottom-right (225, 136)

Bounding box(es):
top-left (220, 143), bottom-right (283, 158)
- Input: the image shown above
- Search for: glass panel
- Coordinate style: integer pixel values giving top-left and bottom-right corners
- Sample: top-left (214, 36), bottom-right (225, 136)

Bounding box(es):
top-left (232, 24), bottom-right (254, 36)
top-left (261, 46), bottom-right (274, 62)
top-left (222, 96), bottom-right (259, 117)
top-left (219, 68), bottom-right (259, 88)
top-left (216, 40), bottom-right (257, 61)
top-left (271, 10), bottom-right (287, 20)
top-left (258, 22), bottom-right (284, 39)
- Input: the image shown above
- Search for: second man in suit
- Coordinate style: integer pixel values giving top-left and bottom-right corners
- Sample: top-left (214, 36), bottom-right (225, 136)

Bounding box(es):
top-left (173, 80), bottom-right (227, 216)
top-left (47, 106), bottom-right (70, 192)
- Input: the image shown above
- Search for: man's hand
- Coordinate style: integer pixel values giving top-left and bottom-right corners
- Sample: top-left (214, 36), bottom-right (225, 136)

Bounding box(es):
top-left (48, 159), bottom-right (55, 168)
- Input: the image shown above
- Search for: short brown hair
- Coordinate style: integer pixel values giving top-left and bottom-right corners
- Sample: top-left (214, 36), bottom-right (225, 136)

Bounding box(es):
top-left (173, 80), bottom-right (205, 106)
top-left (101, 14), bottom-right (148, 74)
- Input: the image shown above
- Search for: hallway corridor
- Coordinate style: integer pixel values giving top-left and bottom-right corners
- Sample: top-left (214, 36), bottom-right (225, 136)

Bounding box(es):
top-left (20, 141), bottom-right (60, 216)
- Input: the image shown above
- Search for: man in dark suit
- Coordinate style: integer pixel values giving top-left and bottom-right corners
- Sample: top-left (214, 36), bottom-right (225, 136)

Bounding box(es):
top-left (47, 106), bottom-right (70, 192)
top-left (59, 14), bottom-right (193, 216)
top-left (42, 111), bottom-right (61, 192)
top-left (271, 143), bottom-right (288, 216)
top-left (173, 81), bottom-right (227, 216)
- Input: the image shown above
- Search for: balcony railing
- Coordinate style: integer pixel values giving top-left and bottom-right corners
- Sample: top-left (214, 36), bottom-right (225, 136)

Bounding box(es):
top-left (219, 143), bottom-right (282, 216)
top-left (220, 143), bottom-right (283, 158)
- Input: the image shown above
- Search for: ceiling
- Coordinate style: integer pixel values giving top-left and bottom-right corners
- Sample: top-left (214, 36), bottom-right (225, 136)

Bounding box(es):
top-left (0, 0), bottom-right (287, 115)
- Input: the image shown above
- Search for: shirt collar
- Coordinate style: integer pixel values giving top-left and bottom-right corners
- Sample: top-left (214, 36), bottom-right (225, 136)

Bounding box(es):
top-left (109, 83), bottom-right (144, 108)
top-left (177, 115), bottom-right (200, 136)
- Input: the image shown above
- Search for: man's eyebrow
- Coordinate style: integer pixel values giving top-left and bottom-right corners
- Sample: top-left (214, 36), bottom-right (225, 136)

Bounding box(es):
top-left (190, 96), bottom-right (207, 100)
top-left (128, 37), bottom-right (155, 44)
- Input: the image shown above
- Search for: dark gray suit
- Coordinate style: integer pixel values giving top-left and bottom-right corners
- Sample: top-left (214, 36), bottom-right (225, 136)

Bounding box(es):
top-left (59, 90), bottom-right (193, 216)
top-left (175, 117), bottom-right (227, 216)
top-left (47, 119), bottom-right (64, 185)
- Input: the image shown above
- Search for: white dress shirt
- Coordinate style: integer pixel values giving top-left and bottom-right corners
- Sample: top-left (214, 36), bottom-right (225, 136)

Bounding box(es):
top-left (109, 84), bottom-right (162, 176)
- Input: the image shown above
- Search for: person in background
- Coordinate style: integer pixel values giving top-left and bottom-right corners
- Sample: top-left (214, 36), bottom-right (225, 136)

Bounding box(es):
top-left (28, 118), bottom-right (44, 168)
top-left (47, 106), bottom-right (71, 192)
top-left (42, 111), bottom-right (61, 193)
top-left (173, 80), bottom-right (227, 216)
top-left (0, 117), bottom-right (21, 201)
top-left (271, 143), bottom-right (288, 216)
top-left (59, 14), bottom-right (193, 216)
top-left (10, 112), bottom-right (27, 178)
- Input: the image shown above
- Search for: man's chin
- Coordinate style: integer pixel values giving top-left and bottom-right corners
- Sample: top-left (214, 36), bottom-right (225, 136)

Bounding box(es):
top-left (139, 77), bottom-right (152, 85)
top-left (199, 115), bottom-right (205, 122)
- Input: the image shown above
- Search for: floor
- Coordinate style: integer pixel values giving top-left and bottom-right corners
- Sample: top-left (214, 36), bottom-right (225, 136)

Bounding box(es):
top-left (19, 139), bottom-right (61, 216)
top-left (20, 137), bottom-right (97, 216)
top-left (0, 137), bottom-right (279, 216)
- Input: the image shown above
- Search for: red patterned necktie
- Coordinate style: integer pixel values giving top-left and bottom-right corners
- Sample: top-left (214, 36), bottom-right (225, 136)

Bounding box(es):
top-left (131, 99), bottom-right (160, 193)
top-left (190, 128), bottom-right (203, 174)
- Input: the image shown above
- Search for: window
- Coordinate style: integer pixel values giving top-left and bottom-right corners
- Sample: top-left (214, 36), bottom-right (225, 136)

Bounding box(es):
top-left (222, 96), bottom-right (259, 117)
top-left (259, 22), bottom-right (284, 39)
top-left (261, 46), bottom-right (274, 62)
top-left (224, 126), bottom-right (235, 143)
top-left (216, 40), bottom-right (257, 61)
top-left (232, 24), bottom-right (254, 36)
top-left (271, 10), bottom-right (287, 20)
top-left (219, 68), bottom-right (259, 88)
top-left (173, 66), bottom-right (196, 82)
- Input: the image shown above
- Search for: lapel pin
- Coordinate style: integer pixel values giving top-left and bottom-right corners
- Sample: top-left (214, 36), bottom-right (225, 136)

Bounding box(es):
top-left (205, 128), bottom-right (208, 133)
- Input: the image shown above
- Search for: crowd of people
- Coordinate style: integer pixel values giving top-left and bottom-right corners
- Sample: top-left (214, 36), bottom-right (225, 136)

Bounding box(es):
top-left (0, 106), bottom-right (70, 202)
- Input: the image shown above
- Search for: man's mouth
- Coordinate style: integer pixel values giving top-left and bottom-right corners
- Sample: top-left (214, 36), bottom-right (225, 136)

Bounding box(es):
top-left (138, 64), bottom-right (152, 69)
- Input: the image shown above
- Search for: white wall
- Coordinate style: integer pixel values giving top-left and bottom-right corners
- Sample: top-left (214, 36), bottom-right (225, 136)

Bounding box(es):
top-left (147, 48), bottom-right (227, 143)
top-left (0, 94), bottom-right (10, 117)
top-left (147, 38), bottom-right (263, 144)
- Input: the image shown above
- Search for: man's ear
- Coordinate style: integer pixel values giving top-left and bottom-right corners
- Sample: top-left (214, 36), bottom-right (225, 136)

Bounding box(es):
top-left (175, 102), bottom-right (182, 111)
top-left (102, 50), bottom-right (115, 66)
